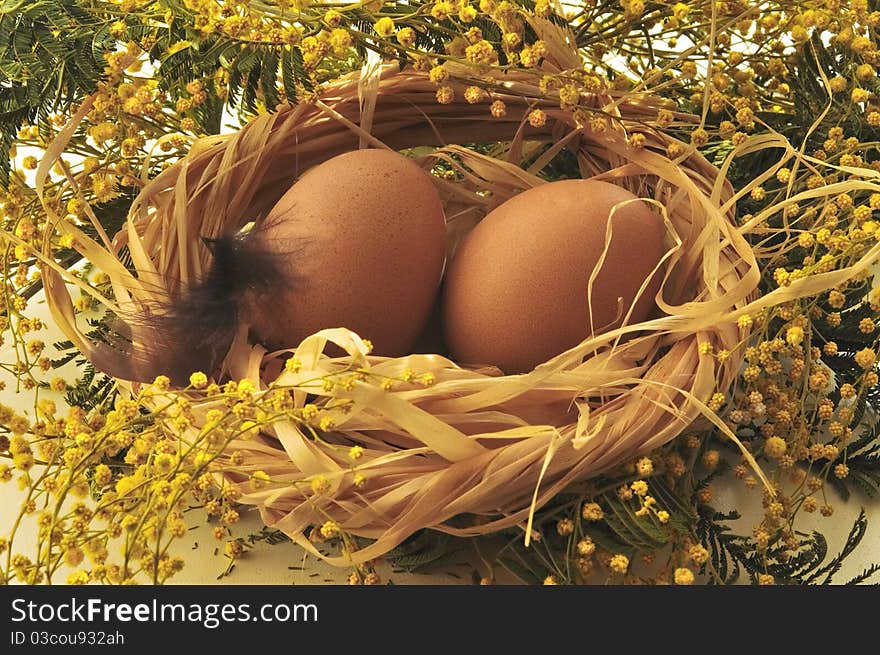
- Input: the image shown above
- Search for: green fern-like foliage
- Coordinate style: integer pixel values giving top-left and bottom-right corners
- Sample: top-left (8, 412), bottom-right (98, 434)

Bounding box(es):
top-left (0, 0), bottom-right (117, 185)
top-left (51, 317), bottom-right (118, 413)
top-left (696, 506), bottom-right (879, 585)
top-left (384, 531), bottom-right (460, 574)
top-left (828, 423), bottom-right (880, 501)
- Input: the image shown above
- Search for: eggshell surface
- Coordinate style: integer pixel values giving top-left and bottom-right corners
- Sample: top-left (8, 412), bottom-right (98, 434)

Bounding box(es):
top-left (442, 178), bottom-right (666, 374)
top-left (249, 149), bottom-right (447, 356)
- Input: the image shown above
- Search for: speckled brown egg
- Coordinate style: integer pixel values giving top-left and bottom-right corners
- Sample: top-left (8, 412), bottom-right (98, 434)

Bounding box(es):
top-left (247, 149), bottom-right (447, 356)
top-left (441, 178), bottom-right (666, 374)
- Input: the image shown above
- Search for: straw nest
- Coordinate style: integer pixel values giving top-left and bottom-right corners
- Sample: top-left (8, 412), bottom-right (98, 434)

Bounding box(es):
top-left (41, 25), bottom-right (880, 566)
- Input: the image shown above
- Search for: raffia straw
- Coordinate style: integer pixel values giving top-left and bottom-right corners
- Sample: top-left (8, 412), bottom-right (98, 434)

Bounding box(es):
top-left (30, 23), bottom-right (880, 566)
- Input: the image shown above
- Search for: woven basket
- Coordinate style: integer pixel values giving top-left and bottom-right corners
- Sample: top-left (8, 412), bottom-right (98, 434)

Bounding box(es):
top-left (39, 39), bottom-right (776, 565)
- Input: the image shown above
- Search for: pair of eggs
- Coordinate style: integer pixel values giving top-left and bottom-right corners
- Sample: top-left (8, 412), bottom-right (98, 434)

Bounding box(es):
top-left (251, 149), bottom-right (667, 374)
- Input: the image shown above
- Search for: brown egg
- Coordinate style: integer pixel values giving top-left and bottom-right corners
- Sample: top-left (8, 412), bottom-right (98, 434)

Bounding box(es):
top-left (247, 149), bottom-right (447, 356)
top-left (442, 179), bottom-right (666, 374)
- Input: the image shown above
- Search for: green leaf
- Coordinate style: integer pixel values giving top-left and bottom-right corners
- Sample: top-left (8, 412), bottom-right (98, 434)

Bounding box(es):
top-left (280, 47), bottom-right (298, 104)
top-left (845, 563), bottom-right (880, 585)
top-left (805, 509), bottom-right (869, 584)
top-left (259, 48), bottom-right (281, 111)
top-left (0, 2), bottom-right (112, 185)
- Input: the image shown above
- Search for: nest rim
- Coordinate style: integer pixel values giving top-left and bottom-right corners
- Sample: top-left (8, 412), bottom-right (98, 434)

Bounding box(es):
top-left (42, 63), bottom-right (765, 565)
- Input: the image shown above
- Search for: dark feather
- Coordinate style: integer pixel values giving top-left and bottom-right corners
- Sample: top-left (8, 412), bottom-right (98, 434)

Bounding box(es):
top-left (93, 224), bottom-right (297, 387)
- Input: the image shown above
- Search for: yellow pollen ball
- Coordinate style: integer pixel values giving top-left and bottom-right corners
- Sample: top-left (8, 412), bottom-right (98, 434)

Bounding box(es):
top-left (764, 436), bottom-right (787, 459)
top-left (674, 567), bottom-right (695, 585)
